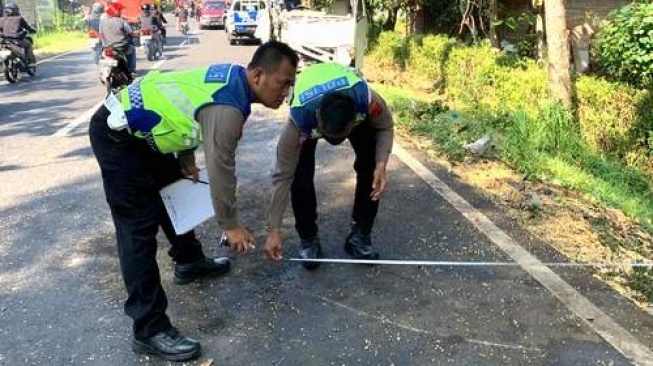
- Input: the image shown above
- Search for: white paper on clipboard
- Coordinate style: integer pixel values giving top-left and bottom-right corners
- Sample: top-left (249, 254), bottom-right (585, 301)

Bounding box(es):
top-left (160, 169), bottom-right (215, 235)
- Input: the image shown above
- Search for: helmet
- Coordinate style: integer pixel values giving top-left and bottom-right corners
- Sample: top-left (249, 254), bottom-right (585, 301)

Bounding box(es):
top-left (3, 3), bottom-right (20, 16)
top-left (92, 2), bottom-right (105, 14)
top-left (106, 1), bottom-right (124, 16)
top-left (141, 3), bottom-right (152, 11)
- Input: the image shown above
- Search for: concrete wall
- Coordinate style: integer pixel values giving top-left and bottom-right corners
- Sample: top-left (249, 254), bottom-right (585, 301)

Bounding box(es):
top-left (503, 0), bottom-right (630, 29)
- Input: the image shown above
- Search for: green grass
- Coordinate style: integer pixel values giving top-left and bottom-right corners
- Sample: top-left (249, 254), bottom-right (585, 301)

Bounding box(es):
top-left (374, 83), bottom-right (653, 234)
top-left (33, 31), bottom-right (87, 57)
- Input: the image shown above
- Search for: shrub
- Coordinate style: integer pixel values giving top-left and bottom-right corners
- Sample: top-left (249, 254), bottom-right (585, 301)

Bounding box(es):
top-left (595, 2), bottom-right (653, 89)
top-left (405, 35), bottom-right (456, 90)
top-left (575, 76), bottom-right (653, 167)
top-left (367, 31), bottom-right (408, 67)
top-left (444, 41), bottom-right (547, 118)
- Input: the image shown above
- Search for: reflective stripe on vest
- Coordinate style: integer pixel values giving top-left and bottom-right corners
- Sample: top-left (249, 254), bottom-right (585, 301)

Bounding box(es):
top-left (119, 65), bottom-right (233, 153)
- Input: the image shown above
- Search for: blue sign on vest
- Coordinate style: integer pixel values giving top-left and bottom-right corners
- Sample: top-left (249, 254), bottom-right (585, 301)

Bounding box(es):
top-left (298, 77), bottom-right (350, 104)
top-left (205, 64), bottom-right (231, 83)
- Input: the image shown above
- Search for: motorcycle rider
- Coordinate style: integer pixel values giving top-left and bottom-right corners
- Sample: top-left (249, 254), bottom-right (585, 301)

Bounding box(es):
top-left (177, 5), bottom-right (189, 32)
top-left (139, 4), bottom-right (163, 51)
top-left (99, 1), bottom-right (136, 76)
top-left (87, 2), bottom-right (105, 64)
top-left (153, 6), bottom-right (168, 43)
top-left (0, 3), bottom-right (37, 67)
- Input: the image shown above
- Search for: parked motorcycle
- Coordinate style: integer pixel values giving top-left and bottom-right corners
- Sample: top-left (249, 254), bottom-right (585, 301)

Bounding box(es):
top-left (98, 46), bottom-right (132, 93)
top-left (0, 35), bottom-right (36, 83)
top-left (140, 28), bottom-right (163, 61)
top-left (88, 29), bottom-right (102, 65)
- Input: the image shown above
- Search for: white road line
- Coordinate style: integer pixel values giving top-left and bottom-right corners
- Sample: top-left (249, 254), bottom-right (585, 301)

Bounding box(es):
top-left (52, 53), bottom-right (171, 137)
top-left (150, 57), bottom-right (166, 70)
top-left (36, 48), bottom-right (84, 65)
top-left (51, 100), bottom-right (104, 137)
top-left (392, 145), bottom-right (653, 365)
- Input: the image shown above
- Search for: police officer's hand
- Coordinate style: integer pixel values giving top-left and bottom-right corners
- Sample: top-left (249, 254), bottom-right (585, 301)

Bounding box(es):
top-left (181, 164), bottom-right (200, 182)
top-left (225, 226), bottom-right (256, 253)
top-left (371, 162), bottom-right (387, 201)
top-left (264, 229), bottom-right (283, 261)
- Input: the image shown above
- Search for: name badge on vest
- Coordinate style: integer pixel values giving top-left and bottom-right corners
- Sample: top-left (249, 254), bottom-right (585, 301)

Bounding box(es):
top-left (104, 93), bottom-right (129, 131)
top-left (205, 64), bottom-right (231, 83)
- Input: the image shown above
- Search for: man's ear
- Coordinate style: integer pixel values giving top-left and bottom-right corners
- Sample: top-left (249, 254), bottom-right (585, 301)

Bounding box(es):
top-left (250, 66), bottom-right (264, 86)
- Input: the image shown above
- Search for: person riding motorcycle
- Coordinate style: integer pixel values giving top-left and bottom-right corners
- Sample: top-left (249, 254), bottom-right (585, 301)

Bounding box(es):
top-left (139, 4), bottom-right (163, 43)
top-left (99, 1), bottom-right (136, 75)
top-left (177, 5), bottom-right (189, 32)
top-left (0, 3), bottom-right (37, 66)
top-left (153, 6), bottom-right (168, 43)
top-left (87, 2), bottom-right (105, 64)
top-left (87, 2), bottom-right (105, 31)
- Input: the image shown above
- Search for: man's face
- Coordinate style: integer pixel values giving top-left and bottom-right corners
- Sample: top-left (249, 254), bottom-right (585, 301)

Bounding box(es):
top-left (253, 59), bottom-right (296, 109)
top-left (316, 110), bottom-right (356, 145)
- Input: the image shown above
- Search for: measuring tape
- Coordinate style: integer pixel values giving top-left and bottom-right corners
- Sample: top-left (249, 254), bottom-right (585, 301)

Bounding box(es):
top-left (218, 232), bottom-right (652, 268)
top-left (287, 258), bottom-right (653, 268)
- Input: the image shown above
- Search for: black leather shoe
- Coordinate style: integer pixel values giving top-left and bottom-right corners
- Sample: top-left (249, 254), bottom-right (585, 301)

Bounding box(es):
top-left (298, 236), bottom-right (323, 271)
top-left (174, 257), bottom-right (231, 285)
top-left (132, 329), bottom-right (201, 362)
top-left (344, 226), bottom-right (380, 260)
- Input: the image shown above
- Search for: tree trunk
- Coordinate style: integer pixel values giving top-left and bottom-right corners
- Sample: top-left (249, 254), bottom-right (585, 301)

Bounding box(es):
top-left (544, 0), bottom-right (572, 108)
top-left (487, 0), bottom-right (499, 48)
top-left (411, 7), bottom-right (426, 35)
top-left (534, 1), bottom-right (545, 62)
top-left (382, 6), bottom-right (400, 31)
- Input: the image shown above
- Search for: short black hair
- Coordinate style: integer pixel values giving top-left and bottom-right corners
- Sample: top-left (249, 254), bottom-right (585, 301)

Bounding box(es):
top-left (319, 92), bottom-right (357, 136)
top-left (248, 41), bottom-right (299, 73)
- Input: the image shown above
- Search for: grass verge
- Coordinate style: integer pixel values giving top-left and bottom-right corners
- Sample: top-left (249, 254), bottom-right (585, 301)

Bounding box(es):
top-left (33, 31), bottom-right (87, 59)
top-left (374, 82), bottom-right (653, 304)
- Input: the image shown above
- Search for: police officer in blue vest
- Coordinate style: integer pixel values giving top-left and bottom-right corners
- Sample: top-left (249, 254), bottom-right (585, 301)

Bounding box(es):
top-left (89, 41), bottom-right (298, 362)
top-left (265, 62), bottom-right (394, 269)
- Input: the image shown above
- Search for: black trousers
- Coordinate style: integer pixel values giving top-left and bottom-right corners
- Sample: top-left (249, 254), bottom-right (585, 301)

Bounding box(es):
top-left (89, 106), bottom-right (205, 340)
top-left (290, 122), bottom-right (379, 239)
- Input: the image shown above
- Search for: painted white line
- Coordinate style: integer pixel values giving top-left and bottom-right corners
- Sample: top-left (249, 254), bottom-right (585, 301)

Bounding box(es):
top-left (150, 57), bottom-right (166, 70)
top-left (52, 100), bottom-right (104, 137)
top-left (392, 145), bottom-right (653, 365)
top-left (52, 54), bottom-right (170, 137)
top-left (36, 48), bottom-right (84, 65)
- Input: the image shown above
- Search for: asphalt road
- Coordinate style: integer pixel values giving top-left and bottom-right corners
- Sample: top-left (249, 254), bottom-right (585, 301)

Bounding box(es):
top-left (1, 21), bottom-right (653, 366)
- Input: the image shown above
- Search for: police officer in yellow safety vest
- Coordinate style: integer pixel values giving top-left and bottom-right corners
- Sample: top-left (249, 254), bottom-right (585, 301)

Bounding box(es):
top-left (263, 62), bottom-right (395, 270)
top-left (88, 41), bottom-right (298, 362)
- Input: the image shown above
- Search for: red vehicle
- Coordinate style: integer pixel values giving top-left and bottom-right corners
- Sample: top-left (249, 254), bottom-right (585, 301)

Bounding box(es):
top-left (198, 0), bottom-right (228, 29)
top-left (96, 0), bottom-right (155, 26)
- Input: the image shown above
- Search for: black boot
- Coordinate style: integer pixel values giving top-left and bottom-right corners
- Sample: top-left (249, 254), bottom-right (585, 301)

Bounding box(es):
top-left (344, 225), bottom-right (380, 260)
top-left (174, 257), bottom-right (231, 285)
top-left (298, 236), bottom-right (323, 271)
top-left (132, 328), bottom-right (201, 362)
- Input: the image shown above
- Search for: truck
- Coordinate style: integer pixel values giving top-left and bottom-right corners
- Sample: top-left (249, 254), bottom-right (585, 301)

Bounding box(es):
top-left (259, 0), bottom-right (368, 69)
top-left (97, 0), bottom-right (159, 26)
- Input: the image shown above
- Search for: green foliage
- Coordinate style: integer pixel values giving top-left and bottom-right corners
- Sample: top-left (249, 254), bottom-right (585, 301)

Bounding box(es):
top-left (575, 76), bottom-right (653, 166)
top-left (405, 35), bottom-right (456, 89)
top-left (368, 31), bottom-right (408, 68)
top-left (32, 30), bottom-right (86, 51)
top-left (368, 33), bottom-right (651, 170)
top-left (444, 41), bottom-right (547, 118)
top-left (595, 2), bottom-right (653, 89)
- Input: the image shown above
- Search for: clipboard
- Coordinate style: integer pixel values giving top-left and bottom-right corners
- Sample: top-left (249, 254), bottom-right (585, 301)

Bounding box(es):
top-left (160, 169), bottom-right (215, 235)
